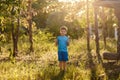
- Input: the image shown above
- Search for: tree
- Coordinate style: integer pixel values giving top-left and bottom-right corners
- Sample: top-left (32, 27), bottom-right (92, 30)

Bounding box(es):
top-left (99, 8), bottom-right (107, 49)
top-left (11, 5), bottom-right (20, 57)
top-left (27, 0), bottom-right (34, 52)
top-left (0, 0), bottom-right (23, 57)
top-left (114, 8), bottom-right (120, 57)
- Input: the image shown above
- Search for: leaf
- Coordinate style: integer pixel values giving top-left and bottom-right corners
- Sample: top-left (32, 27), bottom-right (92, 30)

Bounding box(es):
top-left (2, 27), bottom-right (5, 31)
top-left (0, 16), bottom-right (4, 20)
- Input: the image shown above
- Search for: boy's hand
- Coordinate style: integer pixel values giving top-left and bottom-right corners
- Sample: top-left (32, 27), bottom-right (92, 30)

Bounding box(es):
top-left (68, 35), bottom-right (70, 39)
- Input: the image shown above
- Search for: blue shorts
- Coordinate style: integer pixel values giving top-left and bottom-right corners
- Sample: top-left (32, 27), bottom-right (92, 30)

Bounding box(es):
top-left (58, 51), bottom-right (68, 61)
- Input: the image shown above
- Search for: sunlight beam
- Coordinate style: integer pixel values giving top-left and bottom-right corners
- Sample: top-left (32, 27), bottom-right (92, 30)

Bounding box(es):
top-left (58, 0), bottom-right (80, 3)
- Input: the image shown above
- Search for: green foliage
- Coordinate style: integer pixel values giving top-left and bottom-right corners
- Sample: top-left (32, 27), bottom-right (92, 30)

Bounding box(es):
top-left (32, 0), bottom-right (86, 39)
top-left (0, 34), bottom-right (6, 42)
top-left (0, 0), bottom-right (24, 44)
top-left (18, 29), bottom-right (55, 56)
top-left (32, 0), bottom-right (59, 28)
top-left (33, 29), bottom-right (54, 43)
top-left (46, 12), bottom-right (84, 39)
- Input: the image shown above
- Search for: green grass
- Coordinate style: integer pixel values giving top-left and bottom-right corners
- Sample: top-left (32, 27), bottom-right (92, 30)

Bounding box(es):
top-left (0, 61), bottom-right (91, 80)
top-left (0, 34), bottom-right (119, 80)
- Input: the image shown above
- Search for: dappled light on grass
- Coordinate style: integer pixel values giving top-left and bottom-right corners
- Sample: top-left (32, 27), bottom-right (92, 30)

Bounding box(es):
top-left (0, 34), bottom-right (119, 79)
top-left (0, 31), bottom-right (116, 80)
top-left (0, 39), bottom-right (117, 80)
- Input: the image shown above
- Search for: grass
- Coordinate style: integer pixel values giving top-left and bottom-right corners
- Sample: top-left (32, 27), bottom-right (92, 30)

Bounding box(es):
top-left (0, 61), bottom-right (91, 80)
top-left (0, 33), bottom-right (119, 80)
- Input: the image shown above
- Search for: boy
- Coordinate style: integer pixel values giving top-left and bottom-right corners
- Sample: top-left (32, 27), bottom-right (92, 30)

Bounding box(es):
top-left (55, 26), bottom-right (69, 72)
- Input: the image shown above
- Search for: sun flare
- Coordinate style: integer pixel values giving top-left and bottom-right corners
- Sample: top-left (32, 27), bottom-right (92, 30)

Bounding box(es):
top-left (58, 0), bottom-right (81, 3)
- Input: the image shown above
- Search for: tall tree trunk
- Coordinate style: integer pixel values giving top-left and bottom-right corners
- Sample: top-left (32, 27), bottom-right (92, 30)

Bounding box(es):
top-left (28, 0), bottom-right (33, 52)
top-left (117, 27), bottom-right (120, 54)
top-left (115, 9), bottom-right (120, 58)
top-left (11, 2), bottom-right (20, 57)
top-left (103, 23), bottom-right (107, 49)
top-left (102, 8), bottom-right (107, 49)
top-left (28, 18), bottom-right (33, 52)
top-left (87, 0), bottom-right (94, 65)
top-left (86, 0), bottom-right (90, 52)
top-left (94, 6), bottom-right (103, 63)
top-left (12, 18), bottom-right (19, 57)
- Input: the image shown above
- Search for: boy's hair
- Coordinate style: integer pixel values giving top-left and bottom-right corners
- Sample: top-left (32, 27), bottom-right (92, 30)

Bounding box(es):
top-left (60, 26), bottom-right (68, 31)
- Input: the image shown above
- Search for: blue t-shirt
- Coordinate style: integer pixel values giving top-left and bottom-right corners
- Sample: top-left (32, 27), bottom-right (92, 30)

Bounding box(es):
top-left (57, 36), bottom-right (68, 52)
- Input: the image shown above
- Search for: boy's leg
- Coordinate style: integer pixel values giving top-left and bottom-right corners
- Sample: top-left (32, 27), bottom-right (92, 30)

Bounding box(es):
top-left (63, 61), bottom-right (66, 71)
top-left (59, 61), bottom-right (63, 71)
top-left (62, 51), bottom-right (68, 71)
top-left (58, 51), bottom-right (63, 71)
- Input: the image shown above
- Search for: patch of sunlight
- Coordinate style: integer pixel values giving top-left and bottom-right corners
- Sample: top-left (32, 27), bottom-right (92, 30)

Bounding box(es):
top-left (58, 0), bottom-right (81, 3)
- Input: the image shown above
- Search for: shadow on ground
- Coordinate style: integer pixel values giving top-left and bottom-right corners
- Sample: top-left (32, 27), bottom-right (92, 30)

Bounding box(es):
top-left (51, 71), bottom-right (65, 80)
top-left (103, 62), bottom-right (120, 80)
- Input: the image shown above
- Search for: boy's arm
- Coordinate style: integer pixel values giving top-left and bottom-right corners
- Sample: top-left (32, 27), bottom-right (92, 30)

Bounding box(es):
top-left (55, 39), bottom-right (58, 46)
top-left (67, 37), bottom-right (70, 46)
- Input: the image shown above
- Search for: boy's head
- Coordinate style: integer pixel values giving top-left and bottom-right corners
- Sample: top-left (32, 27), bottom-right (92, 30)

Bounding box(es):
top-left (60, 26), bottom-right (68, 36)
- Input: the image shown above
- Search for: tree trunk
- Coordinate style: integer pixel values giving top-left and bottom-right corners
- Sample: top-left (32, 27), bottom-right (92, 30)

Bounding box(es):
top-left (28, 18), bottom-right (33, 52)
top-left (11, 4), bottom-right (20, 57)
top-left (28, 0), bottom-right (33, 52)
top-left (103, 25), bottom-right (107, 49)
top-left (94, 6), bottom-right (103, 63)
top-left (12, 18), bottom-right (19, 57)
top-left (115, 9), bottom-right (120, 52)
top-left (99, 8), bottom-right (107, 49)
top-left (102, 9), bottom-right (107, 49)
top-left (117, 27), bottom-right (120, 54)
top-left (86, 0), bottom-right (90, 52)
top-left (114, 9), bottom-right (120, 60)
